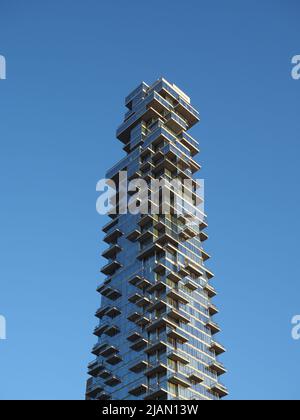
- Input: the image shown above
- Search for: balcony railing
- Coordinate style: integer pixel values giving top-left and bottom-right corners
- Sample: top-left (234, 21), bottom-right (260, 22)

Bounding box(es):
top-left (86, 378), bottom-right (104, 399)
top-left (209, 360), bottom-right (227, 376)
top-left (206, 320), bottom-right (221, 335)
top-left (129, 380), bottom-right (147, 397)
top-left (101, 260), bottom-right (122, 276)
top-left (210, 340), bottom-right (226, 355)
top-left (210, 382), bottom-right (228, 398)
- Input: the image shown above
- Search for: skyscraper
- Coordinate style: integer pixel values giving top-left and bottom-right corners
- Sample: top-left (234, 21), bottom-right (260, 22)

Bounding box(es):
top-left (86, 78), bottom-right (227, 400)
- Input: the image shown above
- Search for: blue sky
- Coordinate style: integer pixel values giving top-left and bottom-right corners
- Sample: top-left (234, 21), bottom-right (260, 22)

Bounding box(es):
top-left (0, 0), bottom-right (299, 400)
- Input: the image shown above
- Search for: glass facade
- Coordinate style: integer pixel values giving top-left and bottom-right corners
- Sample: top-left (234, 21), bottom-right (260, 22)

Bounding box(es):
top-left (86, 78), bottom-right (227, 401)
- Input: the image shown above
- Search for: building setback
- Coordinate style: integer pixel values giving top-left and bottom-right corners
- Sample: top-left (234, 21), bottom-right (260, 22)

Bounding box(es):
top-left (86, 78), bottom-right (227, 400)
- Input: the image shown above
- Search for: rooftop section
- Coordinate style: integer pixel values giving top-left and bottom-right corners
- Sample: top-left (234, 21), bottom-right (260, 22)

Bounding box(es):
top-left (118, 77), bottom-right (199, 143)
top-left (125, 77), bottom-right (192, 109)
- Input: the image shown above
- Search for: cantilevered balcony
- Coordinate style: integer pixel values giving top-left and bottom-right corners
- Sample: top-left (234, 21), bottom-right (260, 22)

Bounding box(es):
top-left (151, 157), bottom-right (177, 176)
top-left (135, 276), bottom-right (152, 289)
top-left (210, 340), bottom-right (226, 356)
top-left (102, 217), bottom-right (119, 234)
top-left (208, 303), bottom-right (219, 316)
top-left (127, 311), bottom-right (141, 323)
top-left (166, 286), bottom-right (189, 305)
top-left (96, 305), bottom-right (121, 320)
top-left (179, 224), bottom-right (199, 240)
top-left (188, 372), bottom-right (204, 384)
top-left (209, 360), bottom-right (227, 376)
top-left (202, 265), bottom-right (214, 280)
top-left (203, 283), bottom-right (217, 298)
top-left (128, 292), bottom-right (142, 304)
top-left (130, 336), bottom-right (148, 351)
top-left (146, 314), bottom-right (178, 332)
top-left (138, 213), bottom-right (156, 227)
top-left (92, 341), bottom-right (109, 356)
top-left (104, 228), bottom-right (122, 244)
top-left (105, 306), bottom-right (121, 318)
top-left (157, 229), bottom-right (180, 248)
top-left (99, 344), bottom-right (118, 358)
top-left (210, 382), bottom-right (228, 398)
top-left (167, 306), bottom-right (190, 324)
top-left (145, 361), bottom-right (168, 377)
top-left (147, 297), bottom-right (167, 313)
top-left (102, 244), bottom-right (122, 260)
top-left (165, 111), bottom-right (188, 134)
top-left (137, 228), bottom-right (157, 243)
top-left (105, 375), bottom-right (121, 387)
top-left (157, 143), bottom-right (200, 173)
top-left (174, 97), bottom-right (200, 127)
top-left (168, 372), bottom-right (190, 388)
top-left (125, 82), bottom-right (148, 108)
top-left (136, 313), bottom-right (151, 327)
top-left (98, 369), bottom-right (112, 379)
top-left (129, 381), bottom-right (147, 397)
top-left (206, 320), bottom-right (221, 335)
top-left (167, 349), bottom-right (189, 365)
top-left (147, 279), bottom-right (166, 293)
top-left (97, 391), bottom-right (111, 400)
top-left (140, 160), bottom-right (155, 173)
top-left (127, 330), bottom-right (143, 342)
top-left (183, 259), bottom-right (203, 277)
top-left (144, 385), bottom-right (168, 400)
top-left (201, 249), bottom-right (211, 262)
top-left (145, 339), bottom-right (167, 355)
top-left (87, 360), bottom-right (105, 377)
top-left (103, 324), bottom-right (120, 337)
top-left (167, 270), bottom-right (182, 283)
top-left (93, 323), bottom-right (109, 337)
top-left (106, 354), bottom-right (122, 365)
top-left (129, 358), bottom-right (148, 373)
top-left (95, 305), bottom-right (110, 319)
top-left (116, 105), bottom-right (162, 143)
top-left (177, 264), bottom-right (190, 277)
top-left (178, 131), bottom-right (199, 156)
top-left (86, 378), bottom-right (103, 399)
top-left (97, 284), bottom-right (122, 300)
top-left (101, 260), bottom-right (122, 276)
top-left (199, 230), bottom-right (209, 242)
top-left (126, 228), bottom-right (140, 242)
top-left (127, 311), bottom-right (150, 327)
top-left (182, 276), bottom-right (198, 291)
top-left (128, 273), bottom-right (143, 286)
top-left (167, 326), bottom-right (189, 343)
top-left (137, 242), bottom-right (163, 260)
top-left (136, 295), bottom-right (151, 308)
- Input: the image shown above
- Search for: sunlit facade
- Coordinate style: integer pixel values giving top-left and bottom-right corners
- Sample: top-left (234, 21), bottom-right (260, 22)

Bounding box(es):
top-left (86, 78), bottom-right (227, 400)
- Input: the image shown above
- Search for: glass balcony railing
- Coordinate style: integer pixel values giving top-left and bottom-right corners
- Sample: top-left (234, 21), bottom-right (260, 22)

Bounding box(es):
top-left (165, 111), bottom-right (188, 132)
top-left (106, 146), bottom-right (141, 178)
top-left (176, 97), bottom-right (200, 119)
top-left (117, 91), bottom-right (174, 140)
top-left (180, 131), bottom-right (199, 151)
top-left (125, 82), bottom-right (148, 106)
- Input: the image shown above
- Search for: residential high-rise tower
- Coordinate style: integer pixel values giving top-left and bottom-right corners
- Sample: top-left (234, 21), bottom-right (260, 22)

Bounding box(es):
top-left (86, 78), bottom-right (227, 400)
